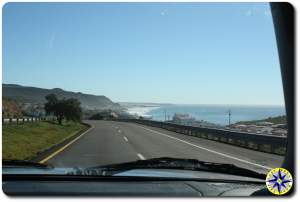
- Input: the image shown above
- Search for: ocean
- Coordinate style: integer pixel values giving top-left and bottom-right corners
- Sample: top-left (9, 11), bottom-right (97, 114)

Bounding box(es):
top-left (126, 104), bottom-right (286, 126)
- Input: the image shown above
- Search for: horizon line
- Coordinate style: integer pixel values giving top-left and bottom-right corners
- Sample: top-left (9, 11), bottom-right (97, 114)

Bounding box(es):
top-left (117, 102), bottom-right (285, 107)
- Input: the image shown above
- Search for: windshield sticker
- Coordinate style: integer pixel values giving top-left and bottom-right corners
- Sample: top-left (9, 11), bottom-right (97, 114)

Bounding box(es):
top-left (266, 168), bottom-right (293, 195)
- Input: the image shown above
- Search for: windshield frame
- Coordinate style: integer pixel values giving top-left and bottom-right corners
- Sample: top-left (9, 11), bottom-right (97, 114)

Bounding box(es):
top-left (270, 2), bottom-right (295, 180)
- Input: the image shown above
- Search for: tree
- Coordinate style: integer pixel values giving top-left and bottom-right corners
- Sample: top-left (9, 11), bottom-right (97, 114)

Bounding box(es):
top-left (44, 94), bottom-right (82, 124)
top-left (44, 94), bottom-right (58, 115)
top-left (63, 98), bottom-right (82, 122)
top-left (2, 98), bottom-right (23, 118)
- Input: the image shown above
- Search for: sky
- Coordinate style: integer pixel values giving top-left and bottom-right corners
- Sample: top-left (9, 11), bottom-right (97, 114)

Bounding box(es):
top-left (2, 2), bottom-right (285, 106)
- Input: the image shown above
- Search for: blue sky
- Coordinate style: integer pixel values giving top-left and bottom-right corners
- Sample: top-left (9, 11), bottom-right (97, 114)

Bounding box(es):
top-left (3, 2), bottom-right (284, 105)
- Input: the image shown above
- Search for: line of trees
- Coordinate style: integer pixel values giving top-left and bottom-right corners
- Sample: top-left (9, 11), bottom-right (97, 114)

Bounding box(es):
top-left (44, 94), bottom-right (82, 124)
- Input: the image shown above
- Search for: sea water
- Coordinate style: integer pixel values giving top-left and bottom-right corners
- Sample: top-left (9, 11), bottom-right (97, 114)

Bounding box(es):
top-left (127, 104), bottom-right (286, 126)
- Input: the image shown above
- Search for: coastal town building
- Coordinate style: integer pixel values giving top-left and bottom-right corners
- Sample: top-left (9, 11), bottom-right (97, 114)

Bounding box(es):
top-left (172, 113), bottom-right (196, 126)
top-left (231, 123), bottom-right (287, 136)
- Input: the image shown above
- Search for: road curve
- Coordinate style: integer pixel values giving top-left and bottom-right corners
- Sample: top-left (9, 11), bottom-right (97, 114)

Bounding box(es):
top-left (46, 120), bottom-right (284, 173)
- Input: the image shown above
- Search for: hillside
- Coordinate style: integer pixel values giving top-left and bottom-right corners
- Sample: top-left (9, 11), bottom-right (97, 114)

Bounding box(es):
top-left (236, 115), bottom-right (287, 125)
top-left (3, 84), bottom-right (122, 111)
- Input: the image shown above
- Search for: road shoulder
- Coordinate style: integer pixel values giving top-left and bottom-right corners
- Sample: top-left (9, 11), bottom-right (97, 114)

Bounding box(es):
top-left (31, 122), bottom-right (92, 163)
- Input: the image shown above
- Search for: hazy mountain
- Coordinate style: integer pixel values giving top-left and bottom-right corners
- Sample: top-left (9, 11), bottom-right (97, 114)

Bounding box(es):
top-left (2, 84), bottom-right (122, 111)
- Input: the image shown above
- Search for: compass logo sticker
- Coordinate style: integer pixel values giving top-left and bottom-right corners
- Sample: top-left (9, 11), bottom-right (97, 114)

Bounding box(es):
top-left (266, 168), bottom-right (293, 195)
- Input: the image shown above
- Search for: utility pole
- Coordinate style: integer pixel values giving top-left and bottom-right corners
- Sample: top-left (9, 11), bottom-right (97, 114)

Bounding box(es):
top-left (228, 110), bottom-right (231, 128)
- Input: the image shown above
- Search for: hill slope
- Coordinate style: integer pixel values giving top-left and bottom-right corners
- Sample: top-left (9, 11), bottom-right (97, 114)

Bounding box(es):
top-left (236, 115), bottom-right (286, 125)
top-left (3, 84), bottom-right (121, 110)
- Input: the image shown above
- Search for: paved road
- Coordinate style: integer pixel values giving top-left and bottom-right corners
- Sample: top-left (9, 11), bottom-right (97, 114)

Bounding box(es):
top-left (47, 120), bottom-right (284, 173)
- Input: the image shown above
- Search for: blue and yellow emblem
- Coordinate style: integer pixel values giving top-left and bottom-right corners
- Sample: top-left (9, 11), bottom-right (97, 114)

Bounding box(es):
top-left (266, 168), bottom-right (293, 195)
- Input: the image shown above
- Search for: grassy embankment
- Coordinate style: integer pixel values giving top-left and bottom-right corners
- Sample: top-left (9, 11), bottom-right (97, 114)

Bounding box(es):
top-left (3, 121), bottom-right (88, 160)
top-left (236, 115), bottom-right (286, 125)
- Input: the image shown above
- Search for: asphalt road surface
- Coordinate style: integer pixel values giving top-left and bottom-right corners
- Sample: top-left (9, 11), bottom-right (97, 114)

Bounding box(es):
top-left (47, 120), bottom-right (284, 173)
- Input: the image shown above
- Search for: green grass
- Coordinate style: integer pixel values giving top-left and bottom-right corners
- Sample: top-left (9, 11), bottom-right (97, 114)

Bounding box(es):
top-left (3, 121), bottom-right (88, 160)
top-left (236, 115), bottom-right (286, 125)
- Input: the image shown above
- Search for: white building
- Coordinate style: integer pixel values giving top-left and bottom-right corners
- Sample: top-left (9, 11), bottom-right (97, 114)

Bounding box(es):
top-left (172, 113), bottom-right (195, 126)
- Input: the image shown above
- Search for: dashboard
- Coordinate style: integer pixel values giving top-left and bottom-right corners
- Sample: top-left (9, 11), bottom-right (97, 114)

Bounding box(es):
top-left (2, 168), bottom-right (267, 196)
top-left (3, 178), bottom-right (265, 196)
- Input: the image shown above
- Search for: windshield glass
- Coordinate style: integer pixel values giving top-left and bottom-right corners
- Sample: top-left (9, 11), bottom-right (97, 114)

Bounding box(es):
top-left (2, 2), bottom-right (286, 177)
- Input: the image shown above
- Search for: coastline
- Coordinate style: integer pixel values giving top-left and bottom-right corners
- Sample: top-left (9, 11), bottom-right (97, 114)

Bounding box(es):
top-left (122, 104), bottom-right (286, 126)
top-left (126, 106), bottom-right (161, 118)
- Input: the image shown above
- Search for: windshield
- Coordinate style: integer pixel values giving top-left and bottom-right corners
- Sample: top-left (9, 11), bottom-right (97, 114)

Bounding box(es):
top-left (3, 2), bottom-right (286, 178)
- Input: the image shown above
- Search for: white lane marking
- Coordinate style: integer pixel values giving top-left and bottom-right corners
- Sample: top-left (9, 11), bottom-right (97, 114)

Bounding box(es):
top-left (123, 136), bottom-right (129, 142)
top-left (137, 153), bottom-right (146, 160)
top-left (136, 125), bottom-right (272, 170)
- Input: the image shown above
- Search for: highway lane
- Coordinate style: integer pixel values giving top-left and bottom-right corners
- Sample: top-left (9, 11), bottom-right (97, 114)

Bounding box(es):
top-left (47, 120), bottom-right (284, 173)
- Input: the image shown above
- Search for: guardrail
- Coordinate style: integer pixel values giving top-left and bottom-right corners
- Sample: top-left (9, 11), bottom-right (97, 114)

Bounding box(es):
top-left (2, 117), bottom-right (56, 125)
top-left (116, 119), bottom-right (287, 155)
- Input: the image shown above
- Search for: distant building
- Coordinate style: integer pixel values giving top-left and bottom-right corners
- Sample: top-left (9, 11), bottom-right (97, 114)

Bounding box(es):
top-left (231, 120), bottom-right (287, 136)
top-left (172, 113), bottom-right (195, 126)
top-left (259, 126), bottom-right (273, 134)
top-left (110, 112), bottom-right (119, 119)
top-left (232, 124), bottom-right (248, 132)
top-left (256, 121), bottom-right (274, 126)
top-left (272, 129), bottom-right (288, 136)
top-left (245, 125), bottom-right (257, 133)
top-left (272, 124), bottom-right (287, 129)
